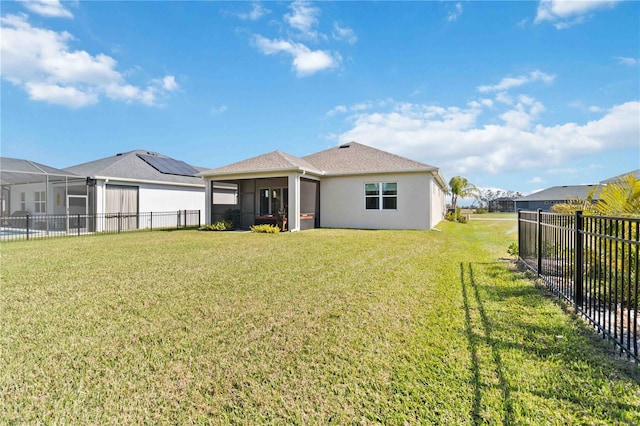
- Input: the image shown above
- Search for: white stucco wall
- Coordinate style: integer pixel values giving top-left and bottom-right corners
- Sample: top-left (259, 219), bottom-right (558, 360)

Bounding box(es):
top-left (319, 172), bottom-right (439, 230)
top-left (94, 180), bottom-right (205, 214)
top-left (429, 178), bottom-right (447, 228)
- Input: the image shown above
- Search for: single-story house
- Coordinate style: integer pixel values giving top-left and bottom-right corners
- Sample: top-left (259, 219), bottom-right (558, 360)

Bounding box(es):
top-left (514, 185), bottom-right (601, 212)
top-left (65, 150), bottom-right (206, 230)
top-left (200, 142), bottom-right (448, 231)
top-left (514, 169), bottom-right (639, 212)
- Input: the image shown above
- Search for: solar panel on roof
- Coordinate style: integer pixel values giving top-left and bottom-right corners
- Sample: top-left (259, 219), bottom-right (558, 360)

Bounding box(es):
top-left (136, 153), bottom-right (199, 177)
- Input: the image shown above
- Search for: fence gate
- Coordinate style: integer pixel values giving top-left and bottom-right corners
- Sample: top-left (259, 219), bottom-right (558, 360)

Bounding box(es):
top-left (67, 195), bottom-right (87, 232)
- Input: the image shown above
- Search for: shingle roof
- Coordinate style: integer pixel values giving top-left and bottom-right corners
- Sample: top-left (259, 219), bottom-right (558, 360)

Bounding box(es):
top-left (200, 151), bottom-right (323, 176)
top-left (600, 169), bottom-right (640, 184)
top-left (64, 150), bottom-right (205, 186)
top-left (303, 142), bottom-right (437, 174)
top-left (199, 142), bottom-right (447, 189)
top-left (0, 157), bottom-right (81, 185)
top-left (516, 185), bottom-right (602, 201)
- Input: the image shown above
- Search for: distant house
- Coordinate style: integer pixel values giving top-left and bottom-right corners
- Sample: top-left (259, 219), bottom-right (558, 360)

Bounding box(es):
top-left (200, 142), bottom-right (448, 231)
top-left (65, 150), bottom-right (206, 229)
top-left (514, 169), bottom-right (639, 212)
top-left (488, 197), bottom-right (516, 213)
top-left (514, 185), bottom-right (601, 212)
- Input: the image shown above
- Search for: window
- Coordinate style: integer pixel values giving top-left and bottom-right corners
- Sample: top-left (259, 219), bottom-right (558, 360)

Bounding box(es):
top-left (20, 192), bottom-right (26, 211)
top-left (365, 182), bottom-right (397, 210)
top-left (34, 191), bottom-right (46, 213)
top-left (259, 187), bottom-right (288, 215)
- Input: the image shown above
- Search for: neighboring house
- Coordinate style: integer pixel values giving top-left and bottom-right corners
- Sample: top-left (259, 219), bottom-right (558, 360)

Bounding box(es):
top-left (65, 150), bottom-right (206, 229)
top-left (515, 169), bottom-right (639, 212)
top-left (514, 185), bottom-right (601, 212)
top-left (200, 142), bottom-right (448, 231)
top-left (488, 197), bottom-right (517, 213)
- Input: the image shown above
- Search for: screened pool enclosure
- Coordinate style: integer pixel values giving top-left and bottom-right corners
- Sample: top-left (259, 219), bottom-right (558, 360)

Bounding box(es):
top-left (0, 157), bottom-right (93, 237)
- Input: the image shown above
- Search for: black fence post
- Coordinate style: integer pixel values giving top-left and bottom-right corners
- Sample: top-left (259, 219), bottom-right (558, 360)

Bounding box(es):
top-left (574, 210), bottom-right (584, 308)
top-left (77, 214), bottom-right (81, 236)
top-left (177, 210), bottom-right (180, 229)
top-left (117, 212), bottom-right (121, 234)
top-left (517, 209), bottom-right (522, 260)
top-left (26, 214), bottom-right (30, 241)
top-left (198, 210), bottom-right (201, 228)
top-left (536, 208), bottom-right (543, 276)
top-left (150, 212), bottom-right (153, 231)
top-left (184, 210), bottom-right (187, 228)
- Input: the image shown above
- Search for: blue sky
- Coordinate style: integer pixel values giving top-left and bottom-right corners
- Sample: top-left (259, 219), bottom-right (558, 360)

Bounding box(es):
top-left (1, 0), bottom-right (638, 195)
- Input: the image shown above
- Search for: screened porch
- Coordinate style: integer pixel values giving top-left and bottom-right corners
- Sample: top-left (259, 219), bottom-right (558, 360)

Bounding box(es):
top-left (210, 177), bottom-right (320, 231)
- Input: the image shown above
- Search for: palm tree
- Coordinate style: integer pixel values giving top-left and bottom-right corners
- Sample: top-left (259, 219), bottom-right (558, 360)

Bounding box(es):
top-left (593, 173), bottom-right (640, 217)
top-left (448, 176), bottom-right (479, 210)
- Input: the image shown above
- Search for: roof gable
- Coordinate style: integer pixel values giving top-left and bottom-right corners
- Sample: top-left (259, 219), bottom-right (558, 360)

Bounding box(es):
top-left (200, 151), bottom-right (322, 176)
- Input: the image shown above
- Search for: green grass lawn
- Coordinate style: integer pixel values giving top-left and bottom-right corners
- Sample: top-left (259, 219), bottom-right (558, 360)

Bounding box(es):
top-left (1, 220), bottom-right (638, 424)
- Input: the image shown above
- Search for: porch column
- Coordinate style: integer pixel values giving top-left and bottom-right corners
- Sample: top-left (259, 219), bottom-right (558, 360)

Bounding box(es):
top-left (204, 179), bottom-right (212, 225)
top-left (288, 173), bottom-right (301, 231)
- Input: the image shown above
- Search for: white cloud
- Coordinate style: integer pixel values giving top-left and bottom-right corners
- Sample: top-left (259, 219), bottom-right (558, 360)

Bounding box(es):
top-left (253, 35), bottom-right (339, 77)
top-left (447, 3), bottom-right (463, 22)
top-left (19, 0), bottom-right (73, 19)
top-left (285, 1), bottom-right (320, 39)
top-left (527, 177), bottom-right (544, 184)
top-left (25, 82), bottom-right (97, 107)
top-left (337, 97), bottom-right (639, 177)
top-left (161, 75), bottom-right (179, 91)
top-left (477, 70), bottom-right (555, 93)
top-left (616, 56), bottom-right (639, 66)
top-left (332, 22), bottom-right (357, 44)
top-left (0, 14), bottom-right (177, 108)
top-left (237, 2), bottom-right (269, 21)
top-left (535, 0), bottom-right (620, 29)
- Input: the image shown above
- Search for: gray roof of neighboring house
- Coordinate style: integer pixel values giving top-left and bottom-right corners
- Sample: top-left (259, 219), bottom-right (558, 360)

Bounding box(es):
top-left (600, 169), bottom-right (640, 184)
top-left (201, 142), bottom-right (446, 188)
top-left (65, 150), bottom-right (206, 186)
top-left (0, 157), bottom-right (81, 185)
top-left (200, 150), bottom-right (323, 176)
top-left (515, 185), bottom-right (602, 202)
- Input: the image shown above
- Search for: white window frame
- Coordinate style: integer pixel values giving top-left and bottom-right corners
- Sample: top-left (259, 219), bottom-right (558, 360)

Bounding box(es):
top-left (20, 192), bottom-right (26, 211)
top-left (34, 191), bottom-right (46, 213)
top-left (365, 182), bottom-right (397, 211)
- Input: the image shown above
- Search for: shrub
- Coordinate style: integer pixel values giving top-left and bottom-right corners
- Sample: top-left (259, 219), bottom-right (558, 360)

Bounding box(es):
top-left (475, 208), bottom-right (487, 214)
top-left (250, 224), bottom-right (280, 233)
top-left (507, 242), bottom-right (518, 257)
top-left (202, 220), bottom-right (234, 231)
top-left (457, 214), bottom-right (468, 224)
top-left (445, 211), bottom-right (457, 222)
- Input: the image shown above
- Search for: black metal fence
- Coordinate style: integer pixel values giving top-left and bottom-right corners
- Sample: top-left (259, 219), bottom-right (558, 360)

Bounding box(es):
top-left (518, 210), bottom-right (639, 363)
top-left (0, 210), bottom-right (201, 242)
